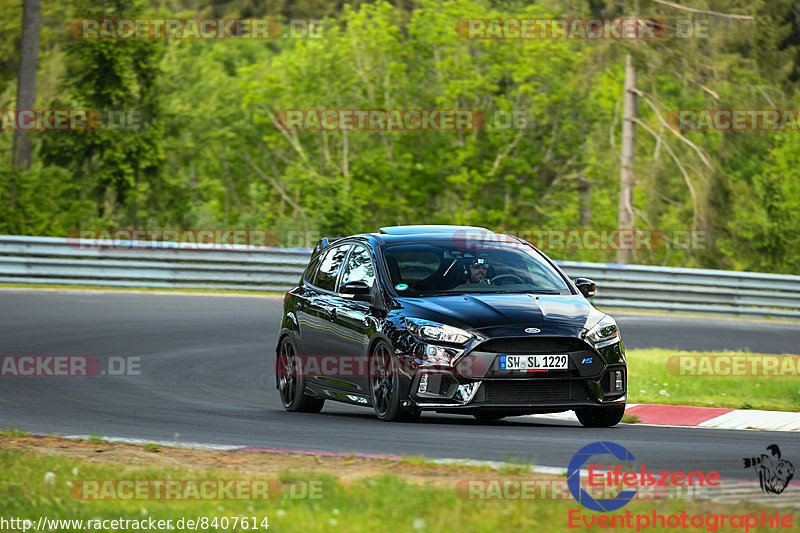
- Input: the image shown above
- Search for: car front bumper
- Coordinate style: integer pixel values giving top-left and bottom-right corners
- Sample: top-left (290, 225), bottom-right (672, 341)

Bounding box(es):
top-left (397, 333), bottom-right (627, 414)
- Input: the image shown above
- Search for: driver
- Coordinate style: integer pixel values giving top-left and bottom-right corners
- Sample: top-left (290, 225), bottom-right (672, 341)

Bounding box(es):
top-left (466, 257), bottom-right (491, 284)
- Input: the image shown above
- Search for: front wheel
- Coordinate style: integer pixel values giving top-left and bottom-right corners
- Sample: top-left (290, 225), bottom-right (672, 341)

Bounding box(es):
top-left (370, 342), bottom-right (420, 422)
top-left (276, 337), bottom-right (324, 413)
top-left (575, 405), bottom-right (625, 427)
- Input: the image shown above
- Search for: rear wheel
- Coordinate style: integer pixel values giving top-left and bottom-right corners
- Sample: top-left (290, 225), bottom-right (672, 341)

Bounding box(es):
top-left (370, 342), bottom-right (420, 422)
top-left (575, 405), bottom-right (625, 427)
top-left (276, 337), bottom-right (324, 413)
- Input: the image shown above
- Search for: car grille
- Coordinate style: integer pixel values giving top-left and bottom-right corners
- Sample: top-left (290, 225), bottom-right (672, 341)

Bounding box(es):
top-left (478, 337), bottom-right (586, 354)
top-left (483, 380), bottom-right (571, 403)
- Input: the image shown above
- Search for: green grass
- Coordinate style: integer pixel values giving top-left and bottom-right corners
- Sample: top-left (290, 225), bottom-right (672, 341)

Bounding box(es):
top-left (0, 444), bottom-right (779, 533)
top-left (498, 457), bottom-right (535, 476)
top-left (621, 414), bottom-right (641, 424)
top-left (0, 428), bottom-right (31, 437)
top-left (626, 349), bottom-right (800, 411)
top-left (398, 455), bottom-right (433, 467)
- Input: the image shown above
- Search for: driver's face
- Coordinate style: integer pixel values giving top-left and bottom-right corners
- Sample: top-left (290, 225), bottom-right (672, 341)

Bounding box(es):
top-left (469, 265), bottom-right (486, 283)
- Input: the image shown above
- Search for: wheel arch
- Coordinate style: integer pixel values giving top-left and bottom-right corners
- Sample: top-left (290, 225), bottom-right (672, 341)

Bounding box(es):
top-left (367, 332), bottom-right (394, 356)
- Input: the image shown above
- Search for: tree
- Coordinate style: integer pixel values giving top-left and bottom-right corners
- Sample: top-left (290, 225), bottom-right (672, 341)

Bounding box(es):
top-left (40, 0), bottom-right (171, 228)
top-left (616, 54), bottom-right (636, 264)
top-left (12, 0), bottom-right (41, 170)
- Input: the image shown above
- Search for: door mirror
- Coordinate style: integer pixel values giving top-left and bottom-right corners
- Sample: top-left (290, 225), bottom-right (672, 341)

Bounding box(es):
top-left (340, 280), bottom-right (372, 301)
top-left (574, 278), bottom-right (596, 298)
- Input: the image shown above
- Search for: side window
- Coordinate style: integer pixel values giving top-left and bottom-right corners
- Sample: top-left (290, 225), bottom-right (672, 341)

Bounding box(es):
top-left (304, 254), bottom-right (321, 284)
top-left (341, 245), bottom-right (376, 288)
top-left (313, 244), bottom-right (350, 291)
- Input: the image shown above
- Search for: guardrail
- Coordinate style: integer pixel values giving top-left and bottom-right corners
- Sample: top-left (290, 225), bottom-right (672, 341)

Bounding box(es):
top-left (1, 235), bottom-right (799, 320)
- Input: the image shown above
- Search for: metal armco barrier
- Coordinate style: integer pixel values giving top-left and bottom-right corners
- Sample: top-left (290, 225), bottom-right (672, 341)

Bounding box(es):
top-left (1, 235), bottom-right (799, 320)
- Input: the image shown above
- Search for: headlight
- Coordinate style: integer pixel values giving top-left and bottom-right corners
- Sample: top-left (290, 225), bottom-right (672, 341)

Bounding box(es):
top-left (584, 315), bottom-right (620, 349)
top-left (405, 317), bottom-right (474, 345)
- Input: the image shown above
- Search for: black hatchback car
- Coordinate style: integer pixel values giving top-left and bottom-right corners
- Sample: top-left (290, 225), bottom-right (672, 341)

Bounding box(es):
top-left (275, 225), bottom-right (626, 426)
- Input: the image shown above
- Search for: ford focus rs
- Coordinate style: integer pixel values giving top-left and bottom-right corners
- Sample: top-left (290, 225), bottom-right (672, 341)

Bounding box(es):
top-left (275, 225), bottom-right (626, 426)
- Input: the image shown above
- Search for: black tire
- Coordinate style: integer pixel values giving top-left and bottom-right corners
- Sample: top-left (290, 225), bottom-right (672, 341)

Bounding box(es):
top-left (370, 342), bottom-right (420, 422)
top-left (575, 405), bottom-right (625, 427)
top-left (472, 412), bottom-right (507, 422)
top-left (276, 337), bottom-right (324, 413)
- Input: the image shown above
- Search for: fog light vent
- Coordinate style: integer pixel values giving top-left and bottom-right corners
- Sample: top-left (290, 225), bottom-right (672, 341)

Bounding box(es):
top-left (454, 381), bottom-right (480, 403)
top-left (418, 373), bottom-right (429, 394)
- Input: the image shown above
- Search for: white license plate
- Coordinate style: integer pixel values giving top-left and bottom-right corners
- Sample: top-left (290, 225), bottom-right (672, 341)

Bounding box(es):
top-left (499, 355), bottom-right (568, 371)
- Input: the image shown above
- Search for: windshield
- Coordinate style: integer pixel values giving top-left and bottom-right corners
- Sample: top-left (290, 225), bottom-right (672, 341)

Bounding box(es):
top-left (382, 241), bottom-right (572, 297)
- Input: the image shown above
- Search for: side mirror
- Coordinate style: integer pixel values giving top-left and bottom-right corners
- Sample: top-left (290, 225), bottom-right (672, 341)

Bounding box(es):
top-left (340, 280), bottom-right (372, 301)
top-left (575, 278), bottom-right (596, 298)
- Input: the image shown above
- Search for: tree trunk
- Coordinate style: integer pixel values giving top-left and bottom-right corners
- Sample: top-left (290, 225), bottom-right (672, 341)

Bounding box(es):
top-left (12, 0), bottom-right (41, 170)
top-left (616, 54), bottom-right (637, 264)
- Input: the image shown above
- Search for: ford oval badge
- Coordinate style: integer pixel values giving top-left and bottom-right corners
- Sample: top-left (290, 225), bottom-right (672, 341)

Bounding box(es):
top-left (524, 328), bottom-right (541, 334)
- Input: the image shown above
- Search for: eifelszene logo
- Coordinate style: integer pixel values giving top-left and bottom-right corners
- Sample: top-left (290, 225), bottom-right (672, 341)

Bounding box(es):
top-left (568, 441), bottom-right (721, 512)
top-left (568, 441), bottom-right (637, 512)
top-left (743, 444), bottom-right (795, 495)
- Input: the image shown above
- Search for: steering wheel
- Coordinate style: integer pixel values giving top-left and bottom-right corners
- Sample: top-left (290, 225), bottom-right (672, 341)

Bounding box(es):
top-left (490, 274), bottom-right (525, 286)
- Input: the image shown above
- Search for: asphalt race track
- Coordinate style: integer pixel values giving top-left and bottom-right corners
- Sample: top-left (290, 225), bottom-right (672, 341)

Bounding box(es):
top-left (1, 289), bottom-right (798, 480)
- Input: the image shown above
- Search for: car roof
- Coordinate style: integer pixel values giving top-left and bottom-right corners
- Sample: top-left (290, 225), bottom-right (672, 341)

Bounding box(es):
top-left (313, 225), bottom-right (518, 252)
top-left (368, 225), bottom-right (497, 246)
top-left (379, 224), bottom-right (491, 236)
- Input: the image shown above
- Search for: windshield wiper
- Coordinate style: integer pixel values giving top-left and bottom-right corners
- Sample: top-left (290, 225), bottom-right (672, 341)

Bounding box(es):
top-left (411, 288), bottom-right (564, 297)
top-left (414, 291), bottom-right (461, 297)
top-left (495, 289), bottom-right (563, 294)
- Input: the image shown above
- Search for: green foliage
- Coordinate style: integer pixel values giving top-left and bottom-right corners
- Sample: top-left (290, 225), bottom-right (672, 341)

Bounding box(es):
top-left (718, 130), bottom-right (800, 273)
top-left (621, 413), bottom-right (640, 424)
top-left (0, 0), bottom-right (23, 97)
top-left (0, 427), bottom-right (31, 437)
top-left (38, 0), bottom-right (172, 228)
top-left (627, 348), bottom-right (800, 411)
top-left (0, 163), bottom-right (90, 235)
top-left (88, 429), bottom-right (105, 444)
top-left (2, 0), bottom-right (799, 273)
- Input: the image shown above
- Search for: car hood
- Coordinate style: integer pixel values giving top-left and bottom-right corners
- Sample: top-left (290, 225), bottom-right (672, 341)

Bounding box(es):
top-left (396, 293), bottom-right (604, 333)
